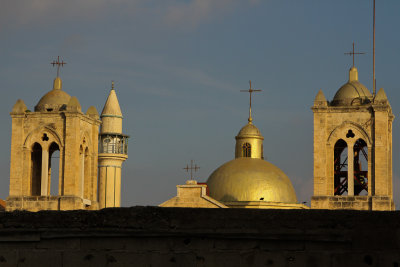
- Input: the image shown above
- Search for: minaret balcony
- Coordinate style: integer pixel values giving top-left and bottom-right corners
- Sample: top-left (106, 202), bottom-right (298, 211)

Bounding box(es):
top-left (99, 133), bottom-right (129, 155)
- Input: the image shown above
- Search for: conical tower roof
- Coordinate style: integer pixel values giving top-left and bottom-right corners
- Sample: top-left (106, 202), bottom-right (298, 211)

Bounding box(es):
top-left (101, 88), bottom-right (122, 118)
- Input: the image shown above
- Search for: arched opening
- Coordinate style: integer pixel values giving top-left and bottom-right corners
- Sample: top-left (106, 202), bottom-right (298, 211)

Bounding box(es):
top-left (102, 137), bottom-right (111, 153)
top-left (49, 142), bottom-right (60, 196)
top-left (80, 145), bottom-right (84, 198)
top-left (84, 147), bottom-right (90, 199)
top-left (354, 139), bottom-right (368, 195)
top-left (242, 143), bottom-right (251, 158)
top-left (31, 143), bottom-right (42, 196)
top-left (334, 139), bottom-right (348, 195)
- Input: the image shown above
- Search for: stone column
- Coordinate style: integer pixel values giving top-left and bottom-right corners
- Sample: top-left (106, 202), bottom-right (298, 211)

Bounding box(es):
top-left (41, 149), bottom-right (49, 196)
top-left (347, 144), bottom-right (354, 196)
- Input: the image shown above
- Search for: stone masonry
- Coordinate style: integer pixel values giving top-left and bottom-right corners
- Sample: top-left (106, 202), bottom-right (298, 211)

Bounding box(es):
top-left (0, 207), bottom-right (399, 267)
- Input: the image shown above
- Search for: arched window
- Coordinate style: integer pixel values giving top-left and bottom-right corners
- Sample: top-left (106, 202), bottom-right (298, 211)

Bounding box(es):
top-left (354, 139), bottom-right (368, 195)
top-left (84, 147), bottom-right (90, 199)
top-left (242, 143), bottom-right (251, 158)
top-left (49, 142), bottom-right (60, 195)
top-left (80, 145), bottom-right (84, 198)
top-left (334, 139), bottom-right (348, 195)
top-left (31, 143), bottom-right (42, 196)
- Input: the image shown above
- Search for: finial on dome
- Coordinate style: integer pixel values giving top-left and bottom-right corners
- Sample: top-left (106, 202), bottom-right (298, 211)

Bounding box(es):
top-left (111, 80), bottom-right (115, 91)
top-left (349, 67), bottom-right (358, 82)
top-left (240, 80), bottom-right (261, 124)
top-left (53, 77), bottom-right (62, 90)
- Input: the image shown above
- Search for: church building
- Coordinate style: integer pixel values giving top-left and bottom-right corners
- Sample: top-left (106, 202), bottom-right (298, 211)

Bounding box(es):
top-left (161, 82), bottom-right (308, 209)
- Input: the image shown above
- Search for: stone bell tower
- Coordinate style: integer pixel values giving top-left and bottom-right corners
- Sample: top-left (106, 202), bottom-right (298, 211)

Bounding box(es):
top-left (98, 82), bottom-right (128, 209)
top-left (7, 58), bottom-right (101, 211)
top-left (311, 65), bottom-right (394, 210)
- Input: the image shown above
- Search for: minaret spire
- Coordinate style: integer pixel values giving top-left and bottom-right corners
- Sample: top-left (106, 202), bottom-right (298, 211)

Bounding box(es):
top-left (240, 80), bottom-right (261, 124)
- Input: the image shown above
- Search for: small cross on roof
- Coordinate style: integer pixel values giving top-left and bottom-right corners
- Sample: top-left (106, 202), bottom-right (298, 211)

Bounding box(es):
top-left (344, 42), bottom-right (365, 67)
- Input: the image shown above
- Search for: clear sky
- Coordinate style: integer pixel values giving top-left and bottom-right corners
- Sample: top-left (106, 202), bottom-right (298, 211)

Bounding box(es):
top-left (1, 0), bottom-right (400, 207)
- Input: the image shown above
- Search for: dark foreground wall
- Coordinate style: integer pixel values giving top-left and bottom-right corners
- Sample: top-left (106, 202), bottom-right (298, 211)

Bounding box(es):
top-left (0, 207), bottom-right (399, 267)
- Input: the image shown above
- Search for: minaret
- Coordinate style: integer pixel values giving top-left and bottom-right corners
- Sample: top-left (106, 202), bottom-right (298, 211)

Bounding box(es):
top-left (98, 82), bottom-right (128, 209)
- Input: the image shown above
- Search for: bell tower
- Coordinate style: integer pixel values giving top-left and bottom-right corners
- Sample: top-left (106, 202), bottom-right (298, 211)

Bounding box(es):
top-left (311, 65), bottom-right (394, 210)
top-left (7, 58), bottom-right (101, 211)
top-left (98, 82), bottom-right (129, 209)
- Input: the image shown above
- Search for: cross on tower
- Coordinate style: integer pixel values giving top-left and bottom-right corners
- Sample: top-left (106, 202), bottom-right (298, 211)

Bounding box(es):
top-left (240, 80), bottom-right (262, 123)
top-left (183, 160), bottom-right (200, 180)
top-left (344, 42), bottom-right (365, 67)
top-left (51, 56), bottom-right (66, 77)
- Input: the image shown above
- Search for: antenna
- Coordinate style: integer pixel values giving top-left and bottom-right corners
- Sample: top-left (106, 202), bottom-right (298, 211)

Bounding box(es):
top-left (183, 160), bottom-right (200, 180)
top-left (51, 56), bottom-right (66, 77)
top-left (373, 0), bottom-right (376, 96)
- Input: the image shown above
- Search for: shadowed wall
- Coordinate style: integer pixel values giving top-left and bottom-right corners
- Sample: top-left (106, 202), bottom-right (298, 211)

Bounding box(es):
top-left (0, 207), bottom-right (399, 266)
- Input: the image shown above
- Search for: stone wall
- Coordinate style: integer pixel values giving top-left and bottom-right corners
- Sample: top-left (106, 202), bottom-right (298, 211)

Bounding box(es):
top-left (0, 207), bottom-right (399, 266)
top-left (311, 195), bottom-right (394, 211)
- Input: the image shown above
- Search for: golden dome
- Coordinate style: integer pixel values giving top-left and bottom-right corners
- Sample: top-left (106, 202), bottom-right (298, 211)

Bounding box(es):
top-left (206, 158), bottom-right (298, 203)
top-left (236, 123), bottom-right (263, 139)
top-left (35, 77), bottom-right (71, 112)
top-left (331, 67), bottom-right (372, 106)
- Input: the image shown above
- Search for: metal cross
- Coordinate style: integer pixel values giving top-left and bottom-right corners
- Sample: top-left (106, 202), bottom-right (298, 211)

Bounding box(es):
top-left (51, 56), bottom-right (66, 77)
top-left (344, 42), bottom-right (365, 67)
top-left (183, 160), bottom-right (200, 180)
top-left (240, 80), bottom-right (261, 123)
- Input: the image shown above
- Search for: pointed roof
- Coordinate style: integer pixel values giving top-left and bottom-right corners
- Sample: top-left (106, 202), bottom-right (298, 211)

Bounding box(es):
top-left (86, 106), bottom-right (99, 118)
top-left (66, 96), bottom-right (81, 112)
top-left (375, 88), bottom-right (388, 101)
top-left (314, 89), bottom-right (327, 106)
top-left (374, 88), bottom-right (390, 106)
top-left (12, 99), bottom-right (27, 114)
top-left (101, 89), bottom-right (122, 118)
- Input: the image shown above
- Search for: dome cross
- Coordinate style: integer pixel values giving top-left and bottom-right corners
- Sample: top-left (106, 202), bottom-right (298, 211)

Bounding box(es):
top-left (183, 160), bottom-right (200, 181)
top-left (240, 80), bottom-right (261, 123)
top-left (344, 42), bottom-right (365, 67)
top-left (51, 56), bottom-right (66, 77)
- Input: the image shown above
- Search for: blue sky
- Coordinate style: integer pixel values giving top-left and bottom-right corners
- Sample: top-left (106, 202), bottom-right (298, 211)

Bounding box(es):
top-left (1, 0), bottom-right (400, 207)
